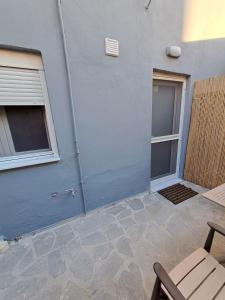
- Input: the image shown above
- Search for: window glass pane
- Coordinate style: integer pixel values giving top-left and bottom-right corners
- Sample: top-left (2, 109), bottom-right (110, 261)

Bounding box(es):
top-left (5, 106), bottom-right (50, 153)
top-left (151, 140), bottom-right (178, 179)
top-left (152, 81), bottom-right (181, 137)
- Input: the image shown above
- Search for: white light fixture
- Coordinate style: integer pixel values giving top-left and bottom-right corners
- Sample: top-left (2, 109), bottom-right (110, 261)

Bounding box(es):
top-left (105, 38), bottom-right (119, 57)
top-left (166, 46), bottom-right (181, 58)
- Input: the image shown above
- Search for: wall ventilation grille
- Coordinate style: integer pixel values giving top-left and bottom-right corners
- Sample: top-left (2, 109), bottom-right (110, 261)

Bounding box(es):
top-left (105, 38), bottom-right (119, 57)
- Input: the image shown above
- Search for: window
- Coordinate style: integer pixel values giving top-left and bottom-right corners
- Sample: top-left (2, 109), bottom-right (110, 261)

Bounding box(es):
top-left (0, 50), bottom-right (59, 170)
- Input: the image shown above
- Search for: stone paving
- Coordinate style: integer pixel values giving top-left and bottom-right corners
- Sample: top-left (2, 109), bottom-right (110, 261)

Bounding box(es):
top-left (0, 182), bottom-right (225, 300)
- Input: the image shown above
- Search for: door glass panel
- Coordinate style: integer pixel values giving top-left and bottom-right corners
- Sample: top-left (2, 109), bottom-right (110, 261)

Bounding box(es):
top-left (152, 81), bottom-right (181, 137)
top-left (151, 140), bottom-right (178, 179)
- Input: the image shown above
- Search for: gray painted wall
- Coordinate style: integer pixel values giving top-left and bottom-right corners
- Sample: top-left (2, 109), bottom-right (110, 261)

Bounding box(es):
top-left (0, 0), bottom-right (225, 239)
top-left (0, 0), bottom-right (85, 239)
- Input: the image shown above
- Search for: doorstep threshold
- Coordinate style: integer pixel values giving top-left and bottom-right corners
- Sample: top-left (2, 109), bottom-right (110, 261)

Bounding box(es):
top-left (151, 176), bottom-right (182, 192)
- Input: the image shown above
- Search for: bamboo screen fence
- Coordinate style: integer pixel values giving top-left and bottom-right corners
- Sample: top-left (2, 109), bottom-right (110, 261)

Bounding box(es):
top-left (184, 76), bottom-right (225, 188)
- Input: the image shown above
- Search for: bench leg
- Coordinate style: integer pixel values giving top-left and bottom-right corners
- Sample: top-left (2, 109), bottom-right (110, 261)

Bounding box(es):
top-left (204, 228), bottom-right (215, 252)
top-left (151, 277), bottom-right (169, 300)
top-left (151, 277), bottom-right (161, 300)
top-left (160, 290), bottom-right (169, 299)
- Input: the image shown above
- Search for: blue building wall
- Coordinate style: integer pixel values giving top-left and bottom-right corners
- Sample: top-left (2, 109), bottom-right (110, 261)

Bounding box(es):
top-left (0, 0), bottom-right (225, 239)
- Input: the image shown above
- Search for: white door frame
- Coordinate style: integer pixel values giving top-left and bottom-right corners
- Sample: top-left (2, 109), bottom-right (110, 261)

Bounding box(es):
top-left (151, 72), bottom-right (187, 192)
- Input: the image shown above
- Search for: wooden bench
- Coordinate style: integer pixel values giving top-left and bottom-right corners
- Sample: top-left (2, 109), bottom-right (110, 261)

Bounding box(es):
top-left (151, 222), bottom-right (225, 300)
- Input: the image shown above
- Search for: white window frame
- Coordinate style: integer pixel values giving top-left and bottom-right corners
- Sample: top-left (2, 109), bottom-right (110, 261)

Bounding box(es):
top-left (0, 50), bottom-right (59, 171)
top-left (151, 71), bottom-right (186, 191)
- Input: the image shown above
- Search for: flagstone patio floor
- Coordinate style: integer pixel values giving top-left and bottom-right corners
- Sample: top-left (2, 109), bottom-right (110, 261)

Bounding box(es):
top-left (0, 181), bottom-right (225, 300)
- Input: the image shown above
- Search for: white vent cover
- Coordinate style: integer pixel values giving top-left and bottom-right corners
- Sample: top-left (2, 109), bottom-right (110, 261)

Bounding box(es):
top-left (166, 46), bottom-right (181, 58)
top-left (105, 38), bottom-right (119, 57)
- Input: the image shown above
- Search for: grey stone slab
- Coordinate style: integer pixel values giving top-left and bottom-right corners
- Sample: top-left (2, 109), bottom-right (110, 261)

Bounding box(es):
top-left (119, 217), bottom-right (136, 231)
top-left (174, 206), bottom-right (196, 225)
top-left (144, 222), bottom-right (174, 256)
top-left (53, 224), bottom-right (75, 249)
top-left (94, 243), bottom-right (113, 260)
top-left (39, 282), bottom-right (63, 300)
top-left (48, 250), bottom-right (66, 278)
top-left (0, 273), bottom-right (15, 290)
top-left (62, 281), bottom-right (90, 300)
top-left (63, 236), bottom-right (81, 262)
top-left (92, 252), bottom-right (123, 286)
top-left (133, 238), bottom-right (158, 281)
top-left (33, 232), bottom-right (55, 257)
top-left (118, 263), bottom-right (147, 300)
top-left (21, 256), bottom-right (47, 277)
top-left (17, 249), bottom-right (34, 273)
top-left (0, 242), bottom-right (28, 273)
top-left (134, 210), bottom-right (150, 223)
top-left (81, 232), bottom-right (107, 246)
top-left (106, 224), bottom-right (124, 240)
top-left (128, 198), bottom-right (144, 211)
top-left (91, 290), bottom-right (117, 300)
top-left (116, 237), bottom-right (133, 257)
top-left (73, 213), bottom-right (115, 236)
top-left (70, 250), bottom-right (93, 282)
top-left (126, 223), bottom-right (146, 242)
top-left (146, 198), bottom-right (164, 217)
top-left (117, 208), bottom-right (132, 220)
top-left (2, 277), bottom-right (47, 300)
top-left (148, 200), bottom-right (174, 226)
top-left (106, 204), bottom-right (126, 215)
top-left (143, 194), bottom-right (153, 206)
top-left (165, 214), bottom-right (191, 239)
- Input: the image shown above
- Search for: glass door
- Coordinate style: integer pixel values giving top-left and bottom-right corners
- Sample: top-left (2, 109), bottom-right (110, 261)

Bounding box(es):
top-left (151, 79), bottom-right (183, 184)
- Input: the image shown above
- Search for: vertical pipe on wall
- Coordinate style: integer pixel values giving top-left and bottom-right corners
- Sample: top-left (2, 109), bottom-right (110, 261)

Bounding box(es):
top-left (57, 0), bottom-right (87, 214)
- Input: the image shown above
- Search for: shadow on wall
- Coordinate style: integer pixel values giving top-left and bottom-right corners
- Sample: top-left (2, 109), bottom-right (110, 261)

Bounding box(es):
top-left (183, 0), bottom-right (225, 42)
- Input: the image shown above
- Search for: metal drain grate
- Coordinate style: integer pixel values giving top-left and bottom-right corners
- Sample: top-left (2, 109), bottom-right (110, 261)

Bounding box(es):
top-left (158, 183), bottom-right (198, 205)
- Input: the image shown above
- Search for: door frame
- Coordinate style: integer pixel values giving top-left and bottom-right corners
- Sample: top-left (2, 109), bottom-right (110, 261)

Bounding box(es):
top-left (151, 72), bottom-right (187, 192)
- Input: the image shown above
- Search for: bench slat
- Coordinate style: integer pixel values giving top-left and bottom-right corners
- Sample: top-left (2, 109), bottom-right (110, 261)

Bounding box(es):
top-left (169, 248), bottom-right (208, 285)
top-left (189, 264), bottom-right (225, 300)
top-left (215, 285), bottom-right (225, 300)
top-left (177, 254), bottom-right (219, 298)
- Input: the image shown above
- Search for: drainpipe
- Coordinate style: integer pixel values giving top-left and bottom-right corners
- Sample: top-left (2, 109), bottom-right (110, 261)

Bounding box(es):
top-left (57, 0), bottom-right (87, 214)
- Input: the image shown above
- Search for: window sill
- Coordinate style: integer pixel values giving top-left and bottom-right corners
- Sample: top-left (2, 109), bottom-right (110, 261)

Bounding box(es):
top-left (0, 151), bottom-right (60, 171)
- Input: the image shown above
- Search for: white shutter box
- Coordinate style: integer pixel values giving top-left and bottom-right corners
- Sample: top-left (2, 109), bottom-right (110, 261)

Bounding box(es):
top-left (0, 67), bottom-right (45, 105)
top-left (0, 49), bottom-right (43, 70)
top-left (0, 49), bottom-right (45, 106)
